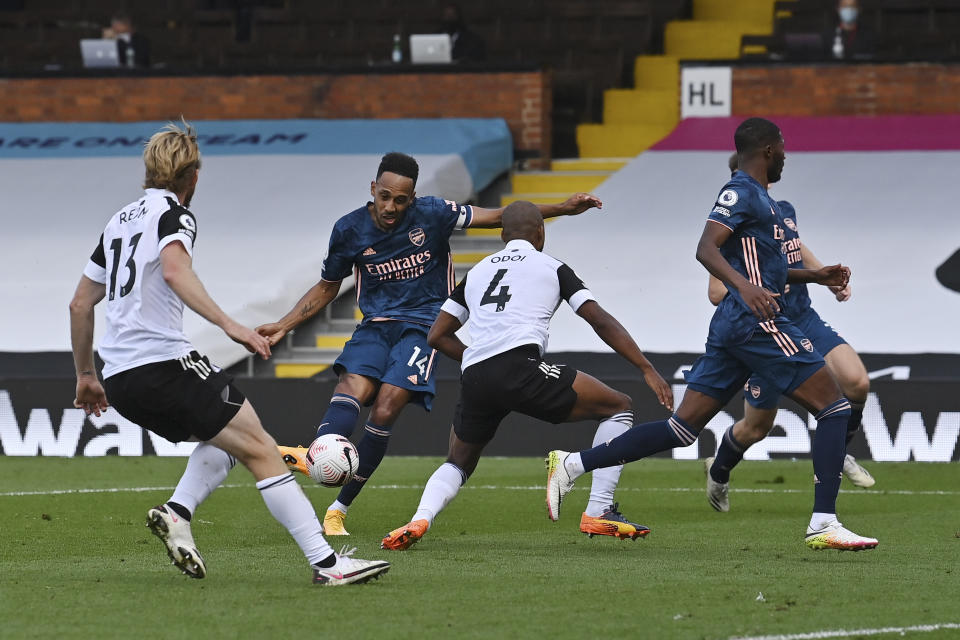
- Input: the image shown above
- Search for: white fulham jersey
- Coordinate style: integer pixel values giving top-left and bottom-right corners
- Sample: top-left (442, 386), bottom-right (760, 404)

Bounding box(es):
top-left (441, 239), bottom-right (595, 371)
top-left (82, 188), bottom-right (198, 378)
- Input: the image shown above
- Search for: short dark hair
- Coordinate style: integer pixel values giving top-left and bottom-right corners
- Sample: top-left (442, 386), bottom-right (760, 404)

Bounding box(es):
top-left (734, 117), bottom-right (781, 154)
top-left (377, 152), bottom-right (419, 185)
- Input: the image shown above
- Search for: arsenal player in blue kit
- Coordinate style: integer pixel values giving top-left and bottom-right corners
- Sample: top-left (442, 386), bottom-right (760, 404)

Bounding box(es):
top-left (704, 155), bottom-right (875, 514)
top-left (545, 118), bottom-right (878, 552)
top-left (257, 152), bottom-right (601, 535)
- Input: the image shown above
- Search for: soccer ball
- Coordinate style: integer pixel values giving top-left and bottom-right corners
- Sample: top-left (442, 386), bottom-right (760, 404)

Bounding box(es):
top-left (305, 434), bottom-right (359, 487)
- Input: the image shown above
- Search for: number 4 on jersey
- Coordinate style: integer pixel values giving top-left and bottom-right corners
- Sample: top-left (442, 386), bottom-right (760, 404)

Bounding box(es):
top-left (481, 268), bottom-right (511, 311)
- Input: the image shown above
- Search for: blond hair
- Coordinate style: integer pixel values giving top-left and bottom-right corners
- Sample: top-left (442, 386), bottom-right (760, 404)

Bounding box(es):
top-left (143, 118), bottom-right (201, 194)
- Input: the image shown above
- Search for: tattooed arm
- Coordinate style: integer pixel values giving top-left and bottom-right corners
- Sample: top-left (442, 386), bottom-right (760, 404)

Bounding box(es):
top-left (255, 279), bottom-right (343, 346)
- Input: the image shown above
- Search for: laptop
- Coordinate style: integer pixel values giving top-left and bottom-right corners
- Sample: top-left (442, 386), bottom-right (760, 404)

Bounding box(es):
top-left (80, 39), bottom-right (120, 68)
top-left (783, 32), bottom-right (825, 60)
top-left (409, 34), bottom-right (452, 64)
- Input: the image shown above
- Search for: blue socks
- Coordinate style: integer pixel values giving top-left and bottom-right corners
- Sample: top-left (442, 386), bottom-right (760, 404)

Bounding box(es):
top-left (845, 400), bottom-right (864, 446)
top-left (710, 426), bottom-right (747, 484)
top-left (315, 394), bottom-right (361, 438)
top-left (336, 421), bottom-right (392, 506)
top-left (580, 415), bottom-right (698, 472)
top-left (811, 398), bottom-right (852, 514)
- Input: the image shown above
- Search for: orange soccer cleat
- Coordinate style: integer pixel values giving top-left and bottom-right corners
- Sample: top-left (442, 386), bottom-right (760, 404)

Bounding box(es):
top-left (579, 503), bottom-right (650, 540)
top-left (277, 445), bottom-right (309, 475)
top-left (380, 519), bottom-right (430, 551)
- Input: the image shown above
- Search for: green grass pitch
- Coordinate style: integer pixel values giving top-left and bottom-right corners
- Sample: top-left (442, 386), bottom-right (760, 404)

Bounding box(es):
top-left (1, 456), bottom-right (957, 639)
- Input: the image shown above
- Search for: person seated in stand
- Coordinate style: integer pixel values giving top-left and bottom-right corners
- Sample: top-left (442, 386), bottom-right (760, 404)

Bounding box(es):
top-left (102, 13), bottom-right (151, 68)
top-left (441, 3), bottom-right (486, 62)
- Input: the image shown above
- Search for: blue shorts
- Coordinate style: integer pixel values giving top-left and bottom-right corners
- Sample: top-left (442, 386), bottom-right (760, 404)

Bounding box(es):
top-left (333, 320), bottom-right (438, 410)
top-left (685, 317), bottom-right (825, 408)
top-left (744, 307), bottom-right (847, 408)
top-left (793, 306), bottom-right (847, 356)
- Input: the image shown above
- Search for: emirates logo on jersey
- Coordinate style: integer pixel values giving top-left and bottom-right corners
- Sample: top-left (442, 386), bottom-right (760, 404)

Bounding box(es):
top-left (408, 228), bottom-right (426, 247)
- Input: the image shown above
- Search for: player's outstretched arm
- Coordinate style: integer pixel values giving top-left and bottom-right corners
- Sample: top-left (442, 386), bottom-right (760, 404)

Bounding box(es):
top-left (787, 264), bottom-right (850, 289)
top-left (800, 244), bottom-right (851, 301)
top-left (427, 310), bottom-right (467, 362)
top-left (159, 242), bottom-right (271, 359)
top-left (255, 279), bottom-right (342, 346)
top-left (468, 193), bottom-right (602, 228)
top-left (576, 300), bottom-right (674, 411)
top-left (69, 274), bottom-right (109, 417)
top-left (697, 221), bottom-right (780, 320)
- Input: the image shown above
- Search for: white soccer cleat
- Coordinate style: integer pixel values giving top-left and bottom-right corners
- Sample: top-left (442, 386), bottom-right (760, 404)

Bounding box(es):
top-left (843, 454), bottom-right (876, 488)
top-left (146, 504), bottom-right (206, 579)
top-left (805, 519), bottom-right (878, 551)
top-left (545, 450), bottom-right (576, 521)
top-left (705, 456), bottom-right (730, 512)
top-left (312, 546), bottom-right (390, 585)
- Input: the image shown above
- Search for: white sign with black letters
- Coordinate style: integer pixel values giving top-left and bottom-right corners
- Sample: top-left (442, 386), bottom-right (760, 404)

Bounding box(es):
top-left (681, 66), bottom-right (732, 118)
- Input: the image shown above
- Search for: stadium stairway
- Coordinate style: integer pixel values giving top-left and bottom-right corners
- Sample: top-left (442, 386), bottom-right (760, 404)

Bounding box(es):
top-left (575, 0), bottom-right (776, 159)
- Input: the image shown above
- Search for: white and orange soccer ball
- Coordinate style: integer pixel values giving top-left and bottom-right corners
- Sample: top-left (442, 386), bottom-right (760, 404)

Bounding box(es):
top-left (305, 434), bottom-right (359, 487)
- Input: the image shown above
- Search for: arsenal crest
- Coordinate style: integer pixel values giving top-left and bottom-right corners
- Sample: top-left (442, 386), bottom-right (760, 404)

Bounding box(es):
top-left (409, 228), bottom-right (425, 247)
top-left (750, 385), bottom-right (761, 399)
top-left (801, 338), bottom-right (814, 352)
top-left (784, 218), bottom-right (798, 232)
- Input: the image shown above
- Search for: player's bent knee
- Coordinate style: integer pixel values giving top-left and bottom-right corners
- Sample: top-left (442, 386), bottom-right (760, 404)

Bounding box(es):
top-left (843, 376), bottom-right (869, 403)
top-left (742, 421), bottom-right (773, 443)
top-left (611, 390), bottom-right (632, 413)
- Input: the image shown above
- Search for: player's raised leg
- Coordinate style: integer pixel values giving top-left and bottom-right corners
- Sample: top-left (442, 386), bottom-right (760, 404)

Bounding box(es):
top-left (824, 344), bottom-right (875, 487)
top-left (562, 371), bottom-right (649, 540)
top-left (548, 388), bottom-right (722, 521)
top-left (788, 367), bottom-right (877, 551)
top-left (280, 372), bottom-right (375, 477)
top-left (210, 399), bottom-right (390, 583)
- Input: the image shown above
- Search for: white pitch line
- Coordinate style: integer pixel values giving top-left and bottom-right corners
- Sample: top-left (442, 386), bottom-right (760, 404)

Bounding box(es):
top-left (2, 484), bottom-right (959, 498)
top-left (730, 622), bottom-right (960, 640)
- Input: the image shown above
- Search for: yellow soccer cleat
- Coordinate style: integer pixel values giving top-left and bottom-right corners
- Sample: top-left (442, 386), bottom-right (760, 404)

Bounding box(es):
top-left (380, 519), bottom-right (429, 551)
top-left (277, 445), bottom-right (309, 475)
top-left (805, 520), bottom-right (878, 551)
top-left (323, 508), bottom-right (351, 536)
top-left (579, 503), bottom-right (650, 541)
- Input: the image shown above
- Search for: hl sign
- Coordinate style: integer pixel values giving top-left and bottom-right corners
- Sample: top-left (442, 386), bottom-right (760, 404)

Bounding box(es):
top-left (681, 67), bottom-right (732, 118)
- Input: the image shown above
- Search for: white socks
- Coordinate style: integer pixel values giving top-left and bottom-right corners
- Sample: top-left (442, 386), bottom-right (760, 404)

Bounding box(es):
top-left (584, 414), bottom-right (632, 517)
top-left (256, 473), bottom-right (334, 566)
top-left (329, 500), bottom-right (350, 514)
top-left (412, 462), bottom-right (466, 526)
top-left (564, 452), bottom-right (585, 479)
top-left (169, 442), bottom-right (235, 516)
top-left (809, 511), bottom-right (838, 531)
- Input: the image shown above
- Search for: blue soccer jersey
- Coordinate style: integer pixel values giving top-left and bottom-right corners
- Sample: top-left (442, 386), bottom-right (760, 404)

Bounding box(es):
top-left (776, 200), bottom-right (812, 319)
top-left (706, 171), bottom-right (791, 345)
top-left (321, 196), bottom-right (473, 325)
